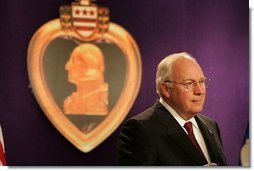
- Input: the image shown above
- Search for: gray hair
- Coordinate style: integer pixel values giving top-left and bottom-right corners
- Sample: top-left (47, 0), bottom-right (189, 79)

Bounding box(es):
top-left (155, 52), bottom-right (196, 95)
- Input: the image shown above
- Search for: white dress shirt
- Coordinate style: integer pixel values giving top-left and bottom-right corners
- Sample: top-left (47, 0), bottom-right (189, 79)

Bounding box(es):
top-left (159, 98), bottom-right (211, 163)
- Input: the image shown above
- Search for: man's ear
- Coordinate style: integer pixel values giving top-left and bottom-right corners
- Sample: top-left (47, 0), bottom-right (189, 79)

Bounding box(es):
top-left (160, 82), bottom-right (171, 98)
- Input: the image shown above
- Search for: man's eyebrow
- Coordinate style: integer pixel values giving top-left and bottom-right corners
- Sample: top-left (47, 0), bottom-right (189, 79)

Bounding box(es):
top-left (182, 79), bottom-right (194, 82)
top-left (183, 78), bottom-right (206, 82)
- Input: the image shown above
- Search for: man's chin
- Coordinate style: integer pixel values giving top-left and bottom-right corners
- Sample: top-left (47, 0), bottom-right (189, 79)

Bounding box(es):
top-left (189, 106), bottom-right (203, 115)
top-left (193, 108), bottom-right (203, 114)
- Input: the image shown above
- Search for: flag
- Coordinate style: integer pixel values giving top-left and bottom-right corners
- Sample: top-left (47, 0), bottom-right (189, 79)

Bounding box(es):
top-left (0, 125), bottom-right (6, 166)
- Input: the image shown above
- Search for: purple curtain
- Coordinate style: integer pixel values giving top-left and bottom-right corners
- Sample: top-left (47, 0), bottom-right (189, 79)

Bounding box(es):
top-left (0, 0), bottom-right (248, 166)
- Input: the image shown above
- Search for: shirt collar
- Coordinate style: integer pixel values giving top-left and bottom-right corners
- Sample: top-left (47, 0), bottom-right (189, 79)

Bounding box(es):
top-left (159, 97), bottom-right (198, 129)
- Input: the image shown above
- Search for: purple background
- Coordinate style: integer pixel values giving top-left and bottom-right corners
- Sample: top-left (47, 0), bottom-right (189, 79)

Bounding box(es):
top-left (0, 0), bottom-right (249, 166)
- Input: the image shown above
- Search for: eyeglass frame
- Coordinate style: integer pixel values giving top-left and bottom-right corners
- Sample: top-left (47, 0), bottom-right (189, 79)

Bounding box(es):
top-left (163, 78), bottom-right (211, 91)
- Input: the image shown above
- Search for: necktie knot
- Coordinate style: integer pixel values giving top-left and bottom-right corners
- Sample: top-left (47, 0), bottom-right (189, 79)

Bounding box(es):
top-left (184, 121), bottom-right (193, 134)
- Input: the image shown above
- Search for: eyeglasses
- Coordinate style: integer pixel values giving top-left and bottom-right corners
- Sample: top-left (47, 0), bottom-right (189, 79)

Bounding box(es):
top-left (163, 78), bottom-right (210, 91)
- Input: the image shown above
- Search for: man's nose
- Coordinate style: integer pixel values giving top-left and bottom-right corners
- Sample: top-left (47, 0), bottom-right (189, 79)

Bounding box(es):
top-left (194, 82), bottom-right (204, 95)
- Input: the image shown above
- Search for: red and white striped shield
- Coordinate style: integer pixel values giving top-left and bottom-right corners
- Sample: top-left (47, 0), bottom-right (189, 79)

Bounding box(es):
top-left (72, 4), bottom-right (98, 39)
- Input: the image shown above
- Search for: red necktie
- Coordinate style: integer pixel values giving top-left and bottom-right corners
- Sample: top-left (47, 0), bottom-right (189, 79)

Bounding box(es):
top-left (0, 141), bottom-right (6, 166)
top-left (184, 122), bottom-right (207, 163)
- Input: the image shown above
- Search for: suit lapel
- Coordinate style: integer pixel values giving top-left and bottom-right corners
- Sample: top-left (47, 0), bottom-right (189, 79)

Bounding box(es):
top-left (153, 101), bottom-right (207, 165)
top-left (194, 115), bottom-right (223, 165)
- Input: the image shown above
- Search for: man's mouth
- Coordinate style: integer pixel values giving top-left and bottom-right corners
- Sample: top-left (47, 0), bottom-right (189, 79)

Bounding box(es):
top-left (191, 99), bottom-right (201, 103)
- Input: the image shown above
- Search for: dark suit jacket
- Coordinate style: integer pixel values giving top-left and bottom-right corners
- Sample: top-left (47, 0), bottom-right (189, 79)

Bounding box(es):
top-left (117, 101), bottom-right (227, 166)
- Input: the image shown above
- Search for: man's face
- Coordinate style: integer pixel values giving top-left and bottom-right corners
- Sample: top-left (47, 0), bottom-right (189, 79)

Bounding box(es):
top-left (167, 58), bottom-right (206, 120)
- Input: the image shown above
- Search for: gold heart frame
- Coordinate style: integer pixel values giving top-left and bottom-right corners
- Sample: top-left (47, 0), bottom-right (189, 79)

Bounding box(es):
top-left (27, 19), bottom-right (142, 153)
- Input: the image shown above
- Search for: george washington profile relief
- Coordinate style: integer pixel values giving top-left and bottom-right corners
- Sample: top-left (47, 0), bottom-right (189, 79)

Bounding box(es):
top-left (63, 43), bottom-right (109, 115)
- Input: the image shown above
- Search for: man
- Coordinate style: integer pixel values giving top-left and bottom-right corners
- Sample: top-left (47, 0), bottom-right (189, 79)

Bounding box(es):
top-left (117, 52), bottom-right (227, 166)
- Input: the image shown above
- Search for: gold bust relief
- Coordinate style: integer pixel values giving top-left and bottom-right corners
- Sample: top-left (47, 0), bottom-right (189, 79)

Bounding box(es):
top-left (63, 43), bottom-right (109, 115)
